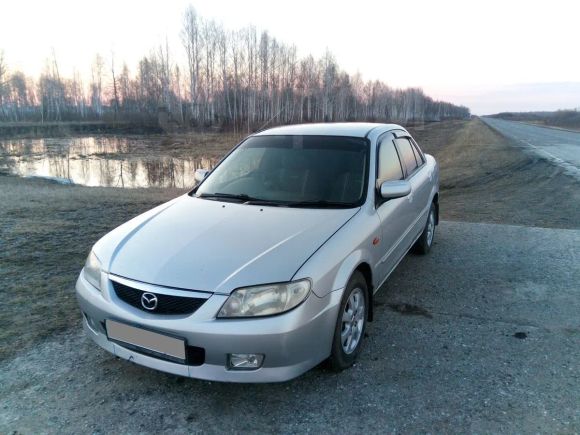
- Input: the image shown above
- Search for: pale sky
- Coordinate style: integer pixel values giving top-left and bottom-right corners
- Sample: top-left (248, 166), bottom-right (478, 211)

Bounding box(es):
top-left (1, 0), bottom-right (579, 114)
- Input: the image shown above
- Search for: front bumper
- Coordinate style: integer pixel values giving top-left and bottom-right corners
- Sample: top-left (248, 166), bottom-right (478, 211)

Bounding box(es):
top-left (75, 272), bottom-right (343, 383)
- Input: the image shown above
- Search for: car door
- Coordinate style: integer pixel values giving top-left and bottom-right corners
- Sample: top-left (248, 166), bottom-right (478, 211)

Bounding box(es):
top-left (409, 136), bottom-right (432, 219)
top-left (374, 132), bottom-right (415, 283)
top-left (393, 133), bottom-right (431, 245)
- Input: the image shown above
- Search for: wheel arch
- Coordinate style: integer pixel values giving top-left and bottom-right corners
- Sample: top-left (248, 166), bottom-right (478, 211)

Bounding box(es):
top-left (352, 262), bottom-right (374, 322)
top-left (432, 192), bottom-right (439, 225)
top-left (328, 250), bottom-right (375, 322)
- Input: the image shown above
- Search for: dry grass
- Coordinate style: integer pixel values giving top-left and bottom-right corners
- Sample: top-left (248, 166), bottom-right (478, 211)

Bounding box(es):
top-left (522, 120), bottom-right (580, 132)
top-left (158, 132), bottom-right (243, 159)
top-left (0, 176), bottom-right (187, 360)
top-left (411, 118), bottom-right (580, 228)
top-left (492, 111), bottom-right (580, 132)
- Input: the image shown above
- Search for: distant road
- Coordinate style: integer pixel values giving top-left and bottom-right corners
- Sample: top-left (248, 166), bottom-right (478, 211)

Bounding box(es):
top-left (481, 117), bottom-right (580, 180)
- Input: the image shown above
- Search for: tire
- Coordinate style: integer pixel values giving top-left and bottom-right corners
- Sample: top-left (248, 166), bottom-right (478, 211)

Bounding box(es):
top-left (329, 271), bottom-right (368, 371)
top-left (413, 203), bottom-right (436, 255)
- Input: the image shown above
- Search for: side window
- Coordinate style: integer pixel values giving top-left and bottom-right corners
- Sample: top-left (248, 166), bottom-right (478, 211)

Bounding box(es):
top-left (395, 138), bottom-right (418, 176)
top-left (377, 139), bottom-right (404, 185)
top-left (410, 139), bottom-right (424, 165)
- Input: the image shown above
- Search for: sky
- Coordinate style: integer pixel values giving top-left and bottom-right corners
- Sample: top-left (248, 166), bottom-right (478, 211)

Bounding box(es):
top-left (1, 0), bottom-right (579, 114)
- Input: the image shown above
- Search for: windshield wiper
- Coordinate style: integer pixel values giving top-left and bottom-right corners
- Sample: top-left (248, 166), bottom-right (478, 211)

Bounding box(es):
top-left (197, 192), bottom-right (255, 202)
top-left (197, 192), bottom-right (284, 206)
top-left (197, 193), bottom-right (355, 208)
top-left (243, 199), bottom-right (287, 206)
top-left (285, 200), bottom-right (356, 208)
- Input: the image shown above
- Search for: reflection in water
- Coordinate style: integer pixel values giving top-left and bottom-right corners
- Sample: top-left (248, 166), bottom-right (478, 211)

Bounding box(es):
top-left (0, 136), bottom-right (218, 188)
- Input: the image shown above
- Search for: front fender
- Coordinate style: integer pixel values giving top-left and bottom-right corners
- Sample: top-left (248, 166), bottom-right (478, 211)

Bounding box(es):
top-left (293, 208), bottom-right (380, 298)
top-left (425, 154), bottom-right (439, 201)
top-left (427, 155), bottom-right (440, 223)
top-left (330, 250), bottom-right (370, 295)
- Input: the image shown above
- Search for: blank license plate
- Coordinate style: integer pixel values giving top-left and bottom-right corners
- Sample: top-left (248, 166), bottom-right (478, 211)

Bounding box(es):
top-left (106, 319), bottom-right (186, 362)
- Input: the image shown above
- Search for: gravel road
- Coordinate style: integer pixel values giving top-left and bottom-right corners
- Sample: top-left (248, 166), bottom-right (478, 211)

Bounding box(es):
top-left (2, 221), bottom-right (579, 434)
top-left (482, 117), bottom-right (580, 181)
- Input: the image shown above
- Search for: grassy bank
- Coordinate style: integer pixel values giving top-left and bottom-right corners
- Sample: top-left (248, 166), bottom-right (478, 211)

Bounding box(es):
top-left (0, 121), bottom-right (164, 139)
top-left (491, 110), bottom-right (580, 132)
top-left (0, 176), bottom-right (186, 360)
top-left (410, 118), bottom-right (580, 229)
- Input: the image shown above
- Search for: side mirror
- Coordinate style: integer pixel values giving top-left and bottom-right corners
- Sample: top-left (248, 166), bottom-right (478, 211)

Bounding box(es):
top-left (379, 180), bottom-right (411, 200)
top-left (194, 169), bottom-right (209, 183)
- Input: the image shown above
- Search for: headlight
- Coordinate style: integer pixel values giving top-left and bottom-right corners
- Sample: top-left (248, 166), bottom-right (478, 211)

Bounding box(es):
top-left (83, 251), bottom-right (102, 291)
top-left (218, 279), bottom-right (311, 318)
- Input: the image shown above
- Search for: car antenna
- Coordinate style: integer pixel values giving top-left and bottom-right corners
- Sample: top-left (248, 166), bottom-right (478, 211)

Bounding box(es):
top-left (254, 106), bottom-right (285, 134)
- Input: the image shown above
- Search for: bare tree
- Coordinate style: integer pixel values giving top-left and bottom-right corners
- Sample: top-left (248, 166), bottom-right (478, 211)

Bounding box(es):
top-left (111, 52), bottom-right (120, 121)
top-left (182, 5), bottom-right (201, 123)
top-left (91, 54), bottom-right (105, 117)
top-left (0, 51), bottom-right (8, 119)
top-left (0, 8), bottom-right (470, 125)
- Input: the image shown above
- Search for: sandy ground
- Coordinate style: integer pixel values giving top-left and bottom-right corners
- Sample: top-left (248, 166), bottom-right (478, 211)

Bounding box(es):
top-left (1, 119), bottom-right (579, 433)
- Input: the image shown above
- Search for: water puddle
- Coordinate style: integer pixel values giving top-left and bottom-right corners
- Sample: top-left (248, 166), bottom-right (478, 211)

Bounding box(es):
top-left (0, 136), bottom-right (219, 188)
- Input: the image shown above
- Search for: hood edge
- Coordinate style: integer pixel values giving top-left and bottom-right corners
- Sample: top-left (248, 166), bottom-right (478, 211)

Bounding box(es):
top-left (290, 207), bottom-right (362, 282)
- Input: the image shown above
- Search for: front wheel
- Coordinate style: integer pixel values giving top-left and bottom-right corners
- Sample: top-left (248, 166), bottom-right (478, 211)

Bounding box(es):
top-left (329, 271), bottom-right (368, 371)
top-left (413, 203), bottom-right (436, 255)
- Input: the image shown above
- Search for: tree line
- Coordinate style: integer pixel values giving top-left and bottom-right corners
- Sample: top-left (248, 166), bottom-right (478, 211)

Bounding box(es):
top-left (491, 109), bottom-right (580, 130)
top-left (0, 6), bottom-right (470, 130)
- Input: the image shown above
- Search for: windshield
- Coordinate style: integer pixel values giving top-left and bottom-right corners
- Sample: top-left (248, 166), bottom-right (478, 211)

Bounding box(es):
top-left (195, 135), bottom-right (368, 207)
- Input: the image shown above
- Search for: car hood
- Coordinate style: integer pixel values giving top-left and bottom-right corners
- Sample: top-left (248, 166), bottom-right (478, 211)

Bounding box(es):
top-left (94, 195), bottom-right (359, 294)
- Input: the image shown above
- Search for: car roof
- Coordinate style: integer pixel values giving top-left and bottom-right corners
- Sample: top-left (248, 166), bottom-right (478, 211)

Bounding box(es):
top-left (253, 122), bottom-right (405, 138)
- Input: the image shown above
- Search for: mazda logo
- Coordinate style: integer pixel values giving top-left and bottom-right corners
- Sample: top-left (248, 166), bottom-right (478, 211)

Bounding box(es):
top-left (141, 292), bottom-right (158, 311)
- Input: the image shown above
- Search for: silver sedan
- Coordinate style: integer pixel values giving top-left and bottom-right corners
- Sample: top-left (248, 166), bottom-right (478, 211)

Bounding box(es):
top-left (76, 122), bottom-right (439, 382)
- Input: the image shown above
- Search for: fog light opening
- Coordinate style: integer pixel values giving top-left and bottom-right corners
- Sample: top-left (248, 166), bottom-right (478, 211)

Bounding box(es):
top-left (228, 353), bottom-right (265, 370)
top-left (83, 312), bottom-right (98, 333)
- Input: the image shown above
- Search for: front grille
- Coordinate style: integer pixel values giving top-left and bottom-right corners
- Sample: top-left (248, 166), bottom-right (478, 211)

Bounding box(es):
top-left (112, 281), bottom-right (207, 315)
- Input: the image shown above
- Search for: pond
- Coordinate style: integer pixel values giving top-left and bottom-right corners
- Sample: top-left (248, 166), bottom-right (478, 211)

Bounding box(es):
top-left (0, 135), bottom-right (222, 188)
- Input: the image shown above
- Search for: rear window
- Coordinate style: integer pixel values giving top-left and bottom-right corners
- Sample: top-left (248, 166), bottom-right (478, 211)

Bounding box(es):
top-left (395, 138), bottom-right (418, 175)
top-left (410, 140), bottom-right (424, 165)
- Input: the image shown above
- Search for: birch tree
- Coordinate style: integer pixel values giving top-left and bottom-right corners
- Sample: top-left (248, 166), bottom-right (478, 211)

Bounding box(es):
top-left (91, 54), bottom-right (104, 117)
top-left (0, 51), bottom-right (8, 119)
top-left (182, 5), bottom-right (201, 123)
top-left (111, 52), bottom-right (120, 120)
top-left (0, 7), bottom-right (470, 124)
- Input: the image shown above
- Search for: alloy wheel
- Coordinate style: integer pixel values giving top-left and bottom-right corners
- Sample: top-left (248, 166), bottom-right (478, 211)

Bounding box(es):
top-left (426, 210), bottom-right (435, 247)
top-left (341, 287), bottom-right (365, 354)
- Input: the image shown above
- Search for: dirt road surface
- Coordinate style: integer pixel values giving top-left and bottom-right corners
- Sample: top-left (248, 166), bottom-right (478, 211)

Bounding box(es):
top-left (1, 119), bottom-right (579, 433)
top-left (2, 221), bottom-right (579, 433)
